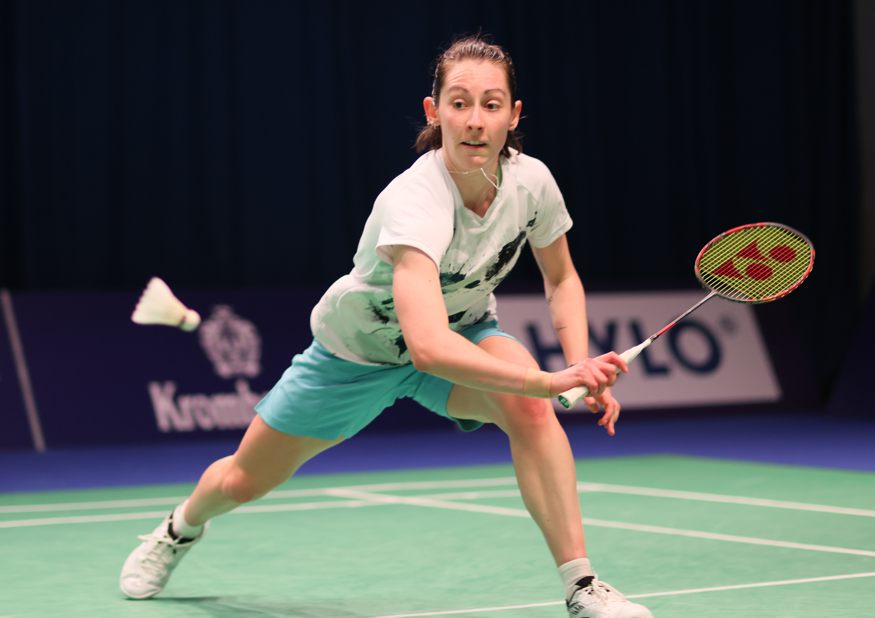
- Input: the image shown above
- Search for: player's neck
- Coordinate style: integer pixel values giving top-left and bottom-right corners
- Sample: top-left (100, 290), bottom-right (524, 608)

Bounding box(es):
top-left (462, 186), bottom-right (497, 217)
top-left (442, 154), bottom-right (501, 215)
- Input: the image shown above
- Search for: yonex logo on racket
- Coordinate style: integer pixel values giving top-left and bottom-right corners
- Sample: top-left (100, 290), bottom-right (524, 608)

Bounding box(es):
top-left (711, 240), bottom-right (798, 282)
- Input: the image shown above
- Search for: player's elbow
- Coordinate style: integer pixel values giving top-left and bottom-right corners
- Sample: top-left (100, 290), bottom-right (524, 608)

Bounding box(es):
top-left (406, 335), bottom-right (444, 373)
top-left (400, 319), bottom-right (452, 373)
top-left (409, 344), bottom-right (438, 372)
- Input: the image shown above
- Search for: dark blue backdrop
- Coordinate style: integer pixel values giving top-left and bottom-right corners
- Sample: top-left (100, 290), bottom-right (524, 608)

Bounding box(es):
top-left (0, 0), bottom-right (860, 400)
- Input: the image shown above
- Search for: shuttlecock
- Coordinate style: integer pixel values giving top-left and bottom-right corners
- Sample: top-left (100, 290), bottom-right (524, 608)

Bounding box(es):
top-left (131, 277), bottom-right (201, 331)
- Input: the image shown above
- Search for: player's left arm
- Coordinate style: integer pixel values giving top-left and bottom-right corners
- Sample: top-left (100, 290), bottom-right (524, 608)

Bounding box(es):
top-left (531, 234), bottom-right (588, 365)
top-left (531, 234), bottom-right (623, 435)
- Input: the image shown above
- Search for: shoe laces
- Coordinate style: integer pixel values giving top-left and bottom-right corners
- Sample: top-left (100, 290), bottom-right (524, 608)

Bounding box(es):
top-left (135, 531), bottom-right (183, 576)
top-left (573, 577), bottom-right (628, 606)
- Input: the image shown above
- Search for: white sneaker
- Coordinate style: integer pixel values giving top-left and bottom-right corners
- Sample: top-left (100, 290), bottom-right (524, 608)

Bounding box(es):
top-left (566, 576), bottom-right (653, 618)
top-left (119, 512), bottom-right (207, 599)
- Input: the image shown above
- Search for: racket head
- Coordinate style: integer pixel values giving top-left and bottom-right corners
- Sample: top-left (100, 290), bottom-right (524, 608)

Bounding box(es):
top-left (694, 222), bottom-right (814, 303)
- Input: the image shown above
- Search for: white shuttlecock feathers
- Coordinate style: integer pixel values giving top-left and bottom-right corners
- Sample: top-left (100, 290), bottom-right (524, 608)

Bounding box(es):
top-left (131, 277), bottom-right (201, 331)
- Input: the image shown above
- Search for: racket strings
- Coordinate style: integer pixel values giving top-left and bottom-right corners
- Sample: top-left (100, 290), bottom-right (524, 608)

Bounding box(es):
top-left (697, 224), bottom-right (813, 302)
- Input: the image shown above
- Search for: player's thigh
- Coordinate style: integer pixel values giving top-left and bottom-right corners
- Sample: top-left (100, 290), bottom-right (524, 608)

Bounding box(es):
top-left (447, 335), bottom-right (553, 432)
top-left (232, 415), bottom-right (343, 488)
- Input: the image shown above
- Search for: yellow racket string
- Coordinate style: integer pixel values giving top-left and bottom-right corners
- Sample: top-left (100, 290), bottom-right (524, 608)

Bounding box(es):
top-left (698, 224), bottom-right (813, 301)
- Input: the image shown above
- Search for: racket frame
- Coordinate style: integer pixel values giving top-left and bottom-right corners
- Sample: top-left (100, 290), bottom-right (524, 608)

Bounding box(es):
top-left (694, 222), bottom-right (815, 304)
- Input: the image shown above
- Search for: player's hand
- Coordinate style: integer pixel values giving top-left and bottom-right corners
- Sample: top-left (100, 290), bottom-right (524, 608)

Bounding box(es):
top-left (584, 387), bottom-right (622, 437)
top-left (550, 352), bottom-right (629, 397)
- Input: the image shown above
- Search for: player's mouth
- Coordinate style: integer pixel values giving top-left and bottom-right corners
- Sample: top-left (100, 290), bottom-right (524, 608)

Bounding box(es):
top-left (461, 140), bottom-right (487, 149)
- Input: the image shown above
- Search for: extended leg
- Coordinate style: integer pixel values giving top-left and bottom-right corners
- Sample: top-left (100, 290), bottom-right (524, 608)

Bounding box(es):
top-left (447, 336), bottom-right (653, 617)
top-left (447, 336), bottom-right (585, 565)
top-left (184, 416), bottom-right (343, 525)
top-left (120, 416), bottom-right (342, 599)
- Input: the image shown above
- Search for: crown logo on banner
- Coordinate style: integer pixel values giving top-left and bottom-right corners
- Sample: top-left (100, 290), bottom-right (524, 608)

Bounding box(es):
top-left (197, 305), bottom-right (262, 379)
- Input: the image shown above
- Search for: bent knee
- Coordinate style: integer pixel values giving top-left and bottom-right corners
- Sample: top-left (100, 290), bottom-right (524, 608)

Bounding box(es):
top-left (221, 466), bottom-right (282, 504)
top-left (494, 394), bottom-right (556, 433)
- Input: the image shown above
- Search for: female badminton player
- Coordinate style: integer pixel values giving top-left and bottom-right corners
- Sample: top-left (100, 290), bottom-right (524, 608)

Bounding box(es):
top-left (120, 35), bottom-right (653, 618)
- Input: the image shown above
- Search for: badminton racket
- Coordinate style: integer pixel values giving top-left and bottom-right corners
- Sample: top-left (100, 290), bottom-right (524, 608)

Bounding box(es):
top-left (557, 222), bottom-right (815, 408)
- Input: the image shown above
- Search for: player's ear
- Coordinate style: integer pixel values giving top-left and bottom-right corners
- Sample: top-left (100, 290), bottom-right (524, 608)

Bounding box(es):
top-left (423, 96), bottom-right (439, 127)
top-left (510, 100), bottom-right (522, 130)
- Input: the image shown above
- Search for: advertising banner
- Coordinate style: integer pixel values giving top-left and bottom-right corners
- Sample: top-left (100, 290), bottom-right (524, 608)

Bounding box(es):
top-left (12, 289), bottom-right (320, 447)
top-left (497, 292), bottom-right (781, 410)
top-left (8, 288), bottom-right (781, 448)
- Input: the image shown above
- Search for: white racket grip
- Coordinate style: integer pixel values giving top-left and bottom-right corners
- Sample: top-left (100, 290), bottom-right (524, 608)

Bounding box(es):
top-left (556, 340), bottom-right (653, 409)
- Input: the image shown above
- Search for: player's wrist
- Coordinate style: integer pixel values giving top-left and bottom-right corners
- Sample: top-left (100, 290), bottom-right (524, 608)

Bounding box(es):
top-left (523, 368), bottom-right (553, 398)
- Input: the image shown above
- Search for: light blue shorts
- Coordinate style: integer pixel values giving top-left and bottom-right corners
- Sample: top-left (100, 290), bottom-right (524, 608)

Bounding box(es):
top-left (255, 321), bottom-right (517, 440)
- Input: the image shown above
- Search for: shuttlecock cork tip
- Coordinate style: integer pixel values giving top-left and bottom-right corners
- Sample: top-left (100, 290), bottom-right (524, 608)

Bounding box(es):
top-left (179, 308), bottom-right (201, 331)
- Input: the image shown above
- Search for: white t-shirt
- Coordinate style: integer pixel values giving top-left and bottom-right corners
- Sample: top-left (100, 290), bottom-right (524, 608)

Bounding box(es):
top-left (310, 148), bottom-right (573, 365)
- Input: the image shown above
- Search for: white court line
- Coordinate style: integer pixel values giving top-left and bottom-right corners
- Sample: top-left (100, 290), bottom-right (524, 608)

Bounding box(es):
top-left (0, 490), bottom-right (330, 514)
top-left (0, 478), bottom-right (520, 514)
top-left (0, 500), bottom-right (375, 529)
top-left (581, 518), bottom-right (875, 558)
top-left (373, 598), bottom-right (562, 617)
top-left (370, 571), bottom-right (875, 617)
top-left (0, 492), bottom-right (520, 526)
top-left (325, 488), bottom-right (531, 518)
top-left (371, 487), bottom-right (875, 519)
top-left (7, 490), bottom-right (874, 558)
top-left (0, 496), bottom-right (191, 514)
top-left (3, 475), bottom-right (874, 518)
top-left (628, 570), bottom-right (875, 599)
top-left (2, 478), bottom-right (875, 554)
top-left (328, 488), bottom-right (875, 558)
top-left (579, 482), bottom-right (875, 518)
top-left (0, 510), bottom-right (176, 528)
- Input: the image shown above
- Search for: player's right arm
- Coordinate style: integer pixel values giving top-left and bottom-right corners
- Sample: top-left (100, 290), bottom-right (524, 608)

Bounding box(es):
top-left (390, 244), bottom-right (623, 397)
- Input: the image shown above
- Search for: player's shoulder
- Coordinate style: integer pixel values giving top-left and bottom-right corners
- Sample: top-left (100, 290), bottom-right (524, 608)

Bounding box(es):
top-left (377, 151), bottom-right (453, 208)
top-left (505, 149), bottom-right (558, 191)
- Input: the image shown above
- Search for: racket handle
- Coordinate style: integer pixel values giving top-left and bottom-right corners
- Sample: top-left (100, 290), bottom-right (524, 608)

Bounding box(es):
top-left (556, 340), bottom-right (652, 409)
top-left (557, 385), bottom-right (591, 408)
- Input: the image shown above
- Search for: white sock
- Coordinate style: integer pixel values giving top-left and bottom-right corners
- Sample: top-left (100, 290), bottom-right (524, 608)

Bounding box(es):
top-left (559, 557), bottom-right (594, 599)
top-left (171, 500), bottom-right (204, 539)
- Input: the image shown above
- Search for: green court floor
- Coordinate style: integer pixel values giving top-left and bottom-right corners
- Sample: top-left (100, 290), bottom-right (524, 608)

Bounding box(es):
top-left (2, 455), bottom-right (874, 617)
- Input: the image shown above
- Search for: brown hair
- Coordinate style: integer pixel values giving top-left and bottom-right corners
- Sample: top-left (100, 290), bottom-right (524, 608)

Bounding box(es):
top-left (415, 35), bottom-right (523, 157)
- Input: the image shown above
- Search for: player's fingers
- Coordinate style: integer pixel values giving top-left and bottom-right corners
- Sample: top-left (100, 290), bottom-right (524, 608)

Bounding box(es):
top-left (590, 359), bottom-right (622, 387)
top-left (597, 400), bottom-right (612, 423)
top-left (605, 413), bottom-right (617, 436)
top-left (597, 363), bottom-right (620, 388)
top-left (576, 370), bottom-right (601, 395)
top-left (587, 366), bottom-right (612, 394)
top-left (598, 351), bottom-right (629, 374)
top-left (606, 399), bottom-right (621, 436)
top-left (599, 408), bottom-right (616, 436)
top-left (584, 396), bottom-right (600, 413)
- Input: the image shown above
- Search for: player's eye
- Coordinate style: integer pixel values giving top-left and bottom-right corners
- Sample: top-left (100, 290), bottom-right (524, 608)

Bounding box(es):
top-left (452, 100), bottom-right (466, 110)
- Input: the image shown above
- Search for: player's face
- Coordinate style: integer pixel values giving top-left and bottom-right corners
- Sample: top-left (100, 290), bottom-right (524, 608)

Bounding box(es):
top-left (426, 60), bottom-right (521, 174)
